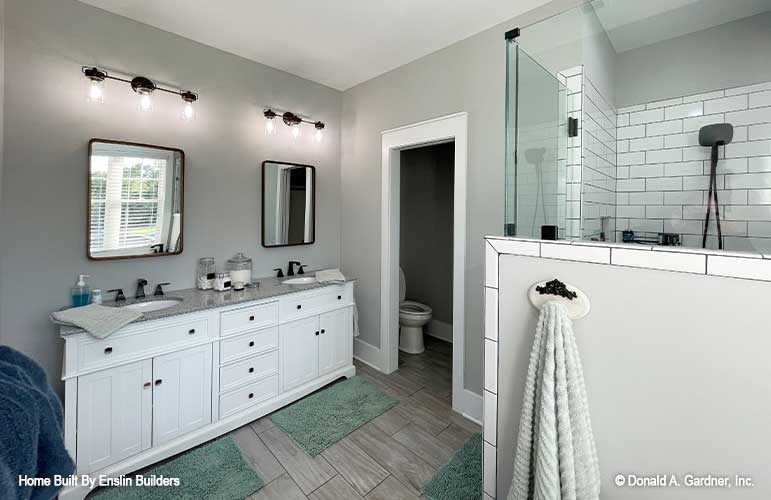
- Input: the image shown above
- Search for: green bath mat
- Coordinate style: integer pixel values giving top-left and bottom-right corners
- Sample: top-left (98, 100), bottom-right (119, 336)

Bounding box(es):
top-left (423, 433), bottom-right (483, 500)
top-left (271, 376), bottom-right (398, 456)
top-left (94, 436), bottom-right (264, 500)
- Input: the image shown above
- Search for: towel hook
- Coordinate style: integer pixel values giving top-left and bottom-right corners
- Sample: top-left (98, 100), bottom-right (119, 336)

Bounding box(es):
top-left (528, 278), bottom-right (590, 320)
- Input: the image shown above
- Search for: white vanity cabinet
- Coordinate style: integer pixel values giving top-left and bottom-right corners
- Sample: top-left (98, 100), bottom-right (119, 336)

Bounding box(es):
top-left (60, 281), bottom-right (355, 500)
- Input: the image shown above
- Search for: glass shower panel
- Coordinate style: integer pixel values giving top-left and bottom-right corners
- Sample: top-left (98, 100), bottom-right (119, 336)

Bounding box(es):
top-left (505, 42), bottom-right (568, 239)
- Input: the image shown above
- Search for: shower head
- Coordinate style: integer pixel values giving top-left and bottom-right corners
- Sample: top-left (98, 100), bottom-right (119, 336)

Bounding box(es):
top-left (525, 147), bottom-right (546, 165)
top-left (699, 123), bottom-right (733, 147)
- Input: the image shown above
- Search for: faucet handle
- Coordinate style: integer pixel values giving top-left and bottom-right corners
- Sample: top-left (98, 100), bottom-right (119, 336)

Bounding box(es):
top-left (273, 268), bottom-right (285, 278)
top-left (107, 289), bottom-right (125, 302)
top-left (137, 278), bottom-right (148, 286)
top-left (298, 265), bottom-right (309, 275)
top-left (154, 283), bottom-right (170, 296)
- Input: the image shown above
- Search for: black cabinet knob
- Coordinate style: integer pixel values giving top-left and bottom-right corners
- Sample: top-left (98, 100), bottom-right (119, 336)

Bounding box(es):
top-left (296, 304), bottom-right (302, 309)
top-left (315, 331), bottom-right (319, 336)
top-left (338, 295), bottom-right (342, 300)
top-left (249, 367), bottom-right (254, 373)
top-left (188, 329), bottom-right (195, 335)
top-left (155, 379), bottom-right (162, 386)
top-left (249, 341), bottom-right (255, 347)
top-left (249, 315), bottom-right (255, 321)
top-left (248, 393), bottom-right (254, 399)
top-left (104, 347), bottom-right (113, 354)
top-left (321, 329), bottom-right (325, 334)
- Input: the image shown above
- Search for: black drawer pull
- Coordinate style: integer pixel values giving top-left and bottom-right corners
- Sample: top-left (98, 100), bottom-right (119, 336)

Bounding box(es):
top-left (155, 379), bottom-right (162, 386)
top-left (248, 393), bottom-right (254, 399)
top-left (188, 328), bottom-right (195, 334)
top-left (249, 315), bottom-right (255, 321)
top-left (296, 304), bottom-right (302, 309)
top-left (104, 347), bottom-right (113, 354)
top-left (249, 341), bottom-right (255, 347)
top-left (337, 295), bottom-right (342, 300)
top-left (249, 367), bottom-right (254, 373)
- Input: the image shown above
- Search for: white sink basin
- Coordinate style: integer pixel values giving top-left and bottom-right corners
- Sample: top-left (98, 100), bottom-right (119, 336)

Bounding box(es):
top-left (123, 299), bottom-right (183, 312)
top-left (282, 276), bottom-right (317, 285)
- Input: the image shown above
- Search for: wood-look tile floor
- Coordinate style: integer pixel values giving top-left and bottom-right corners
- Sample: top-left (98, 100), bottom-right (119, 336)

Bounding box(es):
top-left (238, 336), bottom-right (480, 500)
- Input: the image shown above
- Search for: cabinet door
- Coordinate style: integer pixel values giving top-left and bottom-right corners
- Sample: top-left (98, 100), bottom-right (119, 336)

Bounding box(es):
top-left (319, 308), bottom-right (351, 376)
top-left (76, 360), bottom-right (152, 473)
top-left (152, 344), bottom-right (213, 445)
top-left (280, 316), bottom-right (319, 392)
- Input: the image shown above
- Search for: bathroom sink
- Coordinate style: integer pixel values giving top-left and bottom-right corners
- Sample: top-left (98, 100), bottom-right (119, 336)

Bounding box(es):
top-left (122, 298), bottom-right (183, 312)
top-left (283, 277), bottom-right (317, 285)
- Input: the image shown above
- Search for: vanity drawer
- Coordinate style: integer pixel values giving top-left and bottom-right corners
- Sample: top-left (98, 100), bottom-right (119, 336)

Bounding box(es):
top-left (78, 318), bottom-right (208, 372)
top-left (279, 288), bottom-right (346, 322)
top-left (220, 302), bottom-right (278, 337)
top-left (219, 327), bottom-right (278, 364)
top-left (219, 375), bottom-right (278, 419)
top-left (219, 350), bottom-right (278, 392)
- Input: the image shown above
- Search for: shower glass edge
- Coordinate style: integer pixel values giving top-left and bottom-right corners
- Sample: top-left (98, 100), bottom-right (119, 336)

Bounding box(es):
top-left (505, 40), bottom-right (569, 240)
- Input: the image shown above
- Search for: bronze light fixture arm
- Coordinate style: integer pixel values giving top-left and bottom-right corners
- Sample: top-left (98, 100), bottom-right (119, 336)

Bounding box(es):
top-left (82, 66), bottom-right (198, 102)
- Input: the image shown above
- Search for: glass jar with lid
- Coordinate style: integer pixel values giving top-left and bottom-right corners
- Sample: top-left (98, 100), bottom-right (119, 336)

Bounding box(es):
top-left (197, 257), bottom-right (216, 290)
top-left (227, 252), bottom-right (253, 286)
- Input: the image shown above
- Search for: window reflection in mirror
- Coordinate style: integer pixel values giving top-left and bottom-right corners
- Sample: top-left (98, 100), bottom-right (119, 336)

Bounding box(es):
top-left (262, 161), bottom-right (315, 247)
top-left (88, 139), bottom-right (184, 260)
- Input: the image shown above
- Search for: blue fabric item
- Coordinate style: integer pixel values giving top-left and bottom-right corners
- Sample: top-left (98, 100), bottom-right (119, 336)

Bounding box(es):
top-left (0, 346), bottom-right (75, 500)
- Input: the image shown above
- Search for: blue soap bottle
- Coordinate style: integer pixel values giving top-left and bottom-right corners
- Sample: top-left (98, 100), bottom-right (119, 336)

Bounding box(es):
top-left (71, 274), bottom-right (91, 308)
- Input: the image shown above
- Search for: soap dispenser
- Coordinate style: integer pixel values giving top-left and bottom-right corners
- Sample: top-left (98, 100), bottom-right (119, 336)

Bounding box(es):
top-left (71, 274), bottom-right (91, 308)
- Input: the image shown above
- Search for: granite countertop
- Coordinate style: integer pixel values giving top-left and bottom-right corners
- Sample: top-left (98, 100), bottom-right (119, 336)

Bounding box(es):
top-left (58, 273), bottom-right (355, 337)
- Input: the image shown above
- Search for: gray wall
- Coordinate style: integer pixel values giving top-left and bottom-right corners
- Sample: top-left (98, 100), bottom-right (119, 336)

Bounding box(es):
top-left (0, 0), bottom-right (342, 395)
top-left (399, 142), bottom-right (454, 326)
top-left (616, 11), bottom-right (771, 108)
top-left (340, 0), bottom-right (580, 394)
top-left (496, 255), bottom-right (771, 499)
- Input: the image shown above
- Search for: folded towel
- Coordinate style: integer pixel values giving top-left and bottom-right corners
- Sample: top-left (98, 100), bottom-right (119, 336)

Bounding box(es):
top-left (0, 347), bottom-right (75, 500)
top-left (316, 269), bottom-right (346, 284)
top-left (352, 303), bottom-right (360, 338)
top-left (507, 301), bottom-right (600, 500)
top-left (50, 304), bottom-right (142, 338)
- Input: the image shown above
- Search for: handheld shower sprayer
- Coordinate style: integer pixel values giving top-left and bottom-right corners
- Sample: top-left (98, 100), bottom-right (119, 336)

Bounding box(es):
top-left (699, 123), bottom-right (733, 250)
top-left (525, 147), bottom-right (548, 237)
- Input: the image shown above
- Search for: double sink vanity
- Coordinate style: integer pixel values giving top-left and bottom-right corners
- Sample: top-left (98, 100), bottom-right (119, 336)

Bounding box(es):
top-left (59, 275), bottom-right (356, 500)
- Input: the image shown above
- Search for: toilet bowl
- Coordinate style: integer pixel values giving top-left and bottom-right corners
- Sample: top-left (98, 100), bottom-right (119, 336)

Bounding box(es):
top-left (398, 268), bottom-right (432, 354)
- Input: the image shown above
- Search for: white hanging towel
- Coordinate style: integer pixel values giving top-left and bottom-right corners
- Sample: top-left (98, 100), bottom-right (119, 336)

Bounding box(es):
top-left (507, 301), bottom-right (600, 500)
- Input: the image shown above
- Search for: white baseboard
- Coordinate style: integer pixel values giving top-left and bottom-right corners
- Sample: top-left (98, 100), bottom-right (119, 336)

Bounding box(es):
top-left (353, 337), bottom-right (383, 371)
top-left (456, 388), bottom-right (483, 424)
top-left (426, 319), bottom-right (452, 343)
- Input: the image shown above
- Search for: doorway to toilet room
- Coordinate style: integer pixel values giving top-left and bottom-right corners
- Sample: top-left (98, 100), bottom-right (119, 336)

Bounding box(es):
top-left (379, 113), bottom-right (475, 420)
top-left (398, 142), bottom-right (454, 399)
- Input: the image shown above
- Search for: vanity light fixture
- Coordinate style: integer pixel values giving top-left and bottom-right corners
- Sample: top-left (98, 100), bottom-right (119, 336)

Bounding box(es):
top-left (263, 108), bottom-right (325, 142)
top-left (82, 66), bottom-right (198, 120)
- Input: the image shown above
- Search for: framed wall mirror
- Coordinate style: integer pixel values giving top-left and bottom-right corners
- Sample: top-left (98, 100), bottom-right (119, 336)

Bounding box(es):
top-left (87, 139), bottom-right (184, 260)
top-left (262, 160), bottom-right (315, 247)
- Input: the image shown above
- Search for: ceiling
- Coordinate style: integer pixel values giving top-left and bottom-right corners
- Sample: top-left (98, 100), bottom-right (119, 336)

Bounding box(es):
top-left (78, 0), bottom-right (553, 90)
top-left (593, 0), bottom-right (771, 53)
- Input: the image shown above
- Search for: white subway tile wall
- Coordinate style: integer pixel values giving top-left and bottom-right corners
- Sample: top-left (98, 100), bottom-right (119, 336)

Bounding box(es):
top-left (581, 71), bottom-right (617, 240)
top-left (615, 79), bottom-right (771, 252)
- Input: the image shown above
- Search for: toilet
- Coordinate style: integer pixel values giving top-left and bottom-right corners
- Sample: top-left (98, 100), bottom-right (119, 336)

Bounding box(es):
top-left (398, 268), bottom-right (432, 354)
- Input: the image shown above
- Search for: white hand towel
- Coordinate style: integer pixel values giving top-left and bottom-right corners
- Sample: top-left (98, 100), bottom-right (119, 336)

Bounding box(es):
top-left (316, 269), bottom-right (346, 284)
top-left (507, 301), bottom-right (600, 500)
top-left (51, 304), bottom-right (142, 339)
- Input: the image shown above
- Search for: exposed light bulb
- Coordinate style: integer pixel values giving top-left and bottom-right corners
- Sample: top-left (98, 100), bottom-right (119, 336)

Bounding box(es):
top-left (181, 101), bottom-right (195, 121)
top-left (315, 129), bottom-right (324, 143)
top-left (291, 123), bottom-right (301, 139)
top-left (139, 94), bottom-right (153, 112)
top-left (265, 118), bottom-right (275, 135)
top-left (87, 80), bottom-right (104, 104)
